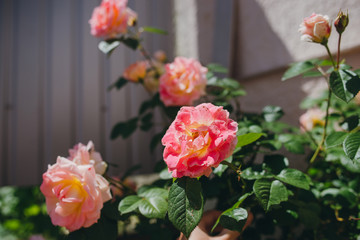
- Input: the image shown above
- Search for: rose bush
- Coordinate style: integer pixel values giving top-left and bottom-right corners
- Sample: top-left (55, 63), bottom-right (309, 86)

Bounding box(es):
top-left (162, 103), bottom-right (238, 178)
top-left (35, 6), bottom-right (360, 240)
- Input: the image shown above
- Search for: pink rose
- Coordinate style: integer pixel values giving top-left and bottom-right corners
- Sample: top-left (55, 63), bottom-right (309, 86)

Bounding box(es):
top-left (299, 108), bottom-right (325, 131)
top-left (162, 103), bottom-right (238, 178)
top-left (69, 141), bottom-right (107, 175)
top-left (40, 157), bottom-right (112, 232)
top-left (89, 0), bottom-right (137, 39)
top-left (159, 57), bottom-right (207, 106)
top-left (123, 61), bottom-right (148, 83)
top-left (299, 13), bottom-right (331, 44)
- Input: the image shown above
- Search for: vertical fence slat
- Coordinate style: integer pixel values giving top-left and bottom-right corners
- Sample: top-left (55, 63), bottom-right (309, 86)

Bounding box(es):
top-left (81, 0), bottom-right (102, 149)
top-left (13, 0), bottom-right (42, 185)
top-left (41, 0), bottom-right (53, 169)
top-left (49, 0), bottom-right (73, 161)
top-left (0, 0), bottom-right (4, 186)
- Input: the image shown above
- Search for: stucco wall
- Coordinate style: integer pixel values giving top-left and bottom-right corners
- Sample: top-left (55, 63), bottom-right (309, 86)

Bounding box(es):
top-left (236, 0), bottom-right (360, 77)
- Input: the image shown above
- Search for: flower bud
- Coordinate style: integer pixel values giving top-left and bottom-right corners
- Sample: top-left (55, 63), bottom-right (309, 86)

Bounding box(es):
top-left (299, 13), bottom-right (331, 44)
top-left (334, 10), bottom-right (349, 34)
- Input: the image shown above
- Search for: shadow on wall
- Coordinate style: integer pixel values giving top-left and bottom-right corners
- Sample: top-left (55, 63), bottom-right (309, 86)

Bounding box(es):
top-left (231, 0), bottom-right (293, 79)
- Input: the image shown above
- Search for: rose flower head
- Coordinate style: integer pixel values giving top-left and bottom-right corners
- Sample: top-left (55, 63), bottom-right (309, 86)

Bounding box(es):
top-left (299, 108), bottom-right (326, 132)
top-left (40, 157), bottom-right (112, 232)
top-left (159, 57), bottom-right (207, 106)
top-left (123, 61), bottom-right (148, 83)
top-left (162, 103), bottom-right (238, 178)
top-left (299, 13), bottom-right (331, 44)
top-left (89, 0), bottom-right (137, 39)
top-left (69, 141), bottom-right (107, 175)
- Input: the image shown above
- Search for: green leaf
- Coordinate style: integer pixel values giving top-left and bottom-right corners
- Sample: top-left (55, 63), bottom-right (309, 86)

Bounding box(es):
top-left (150, 131), bottom-right (166, 153)
top-left (241, 167), bottom-right (273, 180)
top-left (141, 112), bottom-right (153, 123)
top-left (263, 155), bottom-right (289, 175)
top-left (110, 117), bottom-right (138, 139)
top-left (253, 179), bottom-right (288, 211)
top-left (98, 40), bottom-right (120, 55)
top-left (138, 197), bottom-right (168, 219)
top-left (354, 68), bottom-right (360, 76)
top-left (139, 99), bottom-right (154, 115)
top-left (140, 112), bottom-right (153, 131)
top-left (213, 156), bottom-right (232, 177)
top-left (282, 61), bottom-right (316, 81)
top-left (284, 141), bottom-right (305, 154)
top-left (275, 169), bottom-right (310, 190)
top-left (339, 188), bottom-right (357, 208)
top-left (211, 193), bottom-right (252, 232)
top-left (268, 180), bottom-right (289, 209)
top-left (343, 132), bottom-right (360, 160)
top-left (206, 63), bottom-right (228, 73)
top-left (330, 69), bottom-right (360, 102)
top-left (340, 155), bottom-right (360, 173)
top-left (142, 26), bottom-right (168, 35)
top-left (219, 208), bottom-right (248, 232)
top-left (118, 37), bottom-right (139, 50)
top-left (341, 115), bottom-right (359, 131)
top-left (262, 105), bottom-right (284, 122)
top-left (118, 195), bottom-right (142, 214)
top-left (325, 132), bottom-right (348, 149)
top-left (298, 207), bottom-right (320, 229)
top-left (260, 140), bottom-right (282, 150)
top-left (236, 133), bottom-right (264, 148)
top-left (108, 77), bottom-right (128, 91)
top-left (302, 70), bottom-right (322, 78)
top-left (159, 168), bottom-right (173, 180)
top-left (230, 89), bottom-right (247, 97)
top-left (168, 178), bottom-right (204, 238)
top-left (249, 125), bottom-right (262, 133)
top-left (119, 188), bottom-right (169, 219)
top-left (139, 187), bottom-right (168, 200)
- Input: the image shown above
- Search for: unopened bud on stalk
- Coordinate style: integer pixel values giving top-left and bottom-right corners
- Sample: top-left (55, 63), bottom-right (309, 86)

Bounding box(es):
top-left (334, 10), bottom-right (349, 34)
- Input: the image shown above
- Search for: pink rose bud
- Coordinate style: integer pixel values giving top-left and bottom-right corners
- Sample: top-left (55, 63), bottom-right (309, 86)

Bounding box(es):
top-left (89, 0), bottom-right (137, 39)
top-left (68, 141), bottom-right (108, 175)
top-left (299, 13), bottom-right (331, 44)
top-left (123, 61), bottom-right (148, 82)
top-left (29, 235), bottom-right (45, 240)
top-left (159, 57), bottom-right (207, 106)
top-left (40, 157), bottom-right (112, 232)
top-left (153, 50), bottom-right (167, 63)
top-left (334, 10), bottom-right (349, 34)
top-left (144, 74), bottom-right (160, 94)
top-left (162, 103), bottom-right (238, 178)
top-left (299, 108), bottom-right (325, 132)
